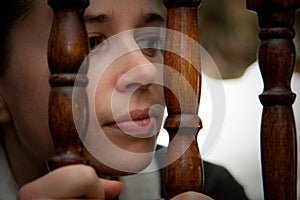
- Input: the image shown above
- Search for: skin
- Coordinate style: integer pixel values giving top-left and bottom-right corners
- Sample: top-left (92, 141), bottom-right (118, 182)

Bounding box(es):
top-left (0, 0), bottom-right (213, 199)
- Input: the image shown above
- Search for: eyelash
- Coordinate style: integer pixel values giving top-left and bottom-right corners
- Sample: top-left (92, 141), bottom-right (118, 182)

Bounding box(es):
top-left (88, 33), bottom-right (107, 50)
top-left (136, 36), bottom-right (161, 57)
top-left (88, 33), bottom-right (161, 57)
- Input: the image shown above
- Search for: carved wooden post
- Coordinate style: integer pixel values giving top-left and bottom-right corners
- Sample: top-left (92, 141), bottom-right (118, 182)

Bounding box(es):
top-left (162, 0), bottom-right (203, 199)
top-left (247, 0), bottom-right (300, 199)
top-left (47, 0), bottom-right (90, 170)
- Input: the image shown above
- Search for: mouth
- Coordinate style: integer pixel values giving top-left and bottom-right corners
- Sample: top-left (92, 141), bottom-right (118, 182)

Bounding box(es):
top-left (105, 108), bottom-right (161, 138)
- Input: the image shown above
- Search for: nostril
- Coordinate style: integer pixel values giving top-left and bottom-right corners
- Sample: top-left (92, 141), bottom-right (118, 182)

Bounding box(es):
top-left (131, 83), bottom-right (153, 91)
top-left (126, 82), bottom-right (143, 91)
top-left (141, 83), bottom-right (153, 89)
top-left (119, 80), bottom-right (153, 93)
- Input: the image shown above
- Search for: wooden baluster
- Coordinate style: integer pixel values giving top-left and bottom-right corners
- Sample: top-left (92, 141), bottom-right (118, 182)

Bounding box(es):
top-left (162, 0), bottom-right (203, 199)
top-left (247, 1), bottom-right (300, 199)
top-left (47, 0), bottom-right (90, 170)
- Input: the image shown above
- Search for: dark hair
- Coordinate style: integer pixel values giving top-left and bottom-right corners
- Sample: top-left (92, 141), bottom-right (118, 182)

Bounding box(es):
top-left (0, 0), bottom-right (32, 73)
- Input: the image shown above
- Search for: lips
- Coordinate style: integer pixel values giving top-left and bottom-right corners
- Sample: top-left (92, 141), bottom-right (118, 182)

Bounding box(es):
top-left (105, 108), bottom-right (161, 138)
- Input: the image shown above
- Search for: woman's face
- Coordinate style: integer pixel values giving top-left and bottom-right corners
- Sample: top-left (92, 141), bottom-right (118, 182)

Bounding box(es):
top-left (1, 0), bottom-right (166, 177)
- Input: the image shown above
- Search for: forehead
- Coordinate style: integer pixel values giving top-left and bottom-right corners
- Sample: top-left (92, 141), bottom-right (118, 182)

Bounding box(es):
top-left (86, 0), bottom-right (166, 19)
top-left (31, 0), bottom-right (165, 17)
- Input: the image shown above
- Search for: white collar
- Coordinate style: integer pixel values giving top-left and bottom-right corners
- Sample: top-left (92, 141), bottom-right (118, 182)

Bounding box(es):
top-left (0, 145), bottom-right (18, 200)
top-left (118, 158), bottom-right (161, 200)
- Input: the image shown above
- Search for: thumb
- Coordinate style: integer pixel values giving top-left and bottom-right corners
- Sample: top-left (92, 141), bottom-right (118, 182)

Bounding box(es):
top-left (100, 179), bottom-right (123, 199)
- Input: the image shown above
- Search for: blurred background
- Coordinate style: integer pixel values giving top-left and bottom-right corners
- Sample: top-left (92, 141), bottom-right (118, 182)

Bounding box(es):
top-left (198, 0), bottom-right (258, 79)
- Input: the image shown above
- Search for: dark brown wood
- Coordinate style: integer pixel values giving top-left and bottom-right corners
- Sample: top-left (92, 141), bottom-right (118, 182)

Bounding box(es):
top-left (162, 0), bottom-right (203, 199)
top-left (47, 0), bottom-right (90, 170)
top-left (247, 0), bottom-right (299, 199)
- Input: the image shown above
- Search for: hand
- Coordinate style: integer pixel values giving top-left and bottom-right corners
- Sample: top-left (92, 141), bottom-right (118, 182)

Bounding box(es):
top-left (164, 191), bottom-right (213, 200)
top-left (17, 164), bottom-right (122, 200)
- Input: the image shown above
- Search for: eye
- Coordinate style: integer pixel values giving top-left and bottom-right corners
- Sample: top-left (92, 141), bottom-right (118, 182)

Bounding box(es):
top-left (88, 33), bottom-right (107, 50)
top-left (137, 37), bottom-right (161, 57)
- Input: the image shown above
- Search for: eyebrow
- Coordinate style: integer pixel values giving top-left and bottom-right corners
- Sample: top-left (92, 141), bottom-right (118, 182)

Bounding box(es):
top-left (83, 13), bottom-right (111, 23)
top-left (138, 12), bottom-right (165, 27)
top-left (83, 11), bottom-right (164, 26)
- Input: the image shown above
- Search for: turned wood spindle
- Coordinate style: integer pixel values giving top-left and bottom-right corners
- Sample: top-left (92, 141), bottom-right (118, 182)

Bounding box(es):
top-left (162, 0), bottom-right (203, 199)
top-left (247, 1), bottom-right (300, 199)
top-left (47, 0), bottom-right (90, 170)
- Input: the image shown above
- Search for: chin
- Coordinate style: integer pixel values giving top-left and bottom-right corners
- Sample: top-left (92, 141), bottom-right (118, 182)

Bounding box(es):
top-left (84, 147), bottom-right (155, 176)
top-left (82, 123), bottom-right (158, 175)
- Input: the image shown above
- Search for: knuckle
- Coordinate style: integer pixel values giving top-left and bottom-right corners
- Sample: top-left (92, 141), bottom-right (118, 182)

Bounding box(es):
top-left (17, 184), bottom-right (37, 200)
top-left (173, 191), bottom-right (211, 200)
top-left (72, 165), bottom-right (98, 186)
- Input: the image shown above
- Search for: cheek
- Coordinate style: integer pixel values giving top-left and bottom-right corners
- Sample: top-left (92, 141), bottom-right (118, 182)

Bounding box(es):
top-left (4, 12), bottom-right (55, 157)
top-left (3, 55), bottom-right (53, 158)
top-left (91, 76), bottom-right (114, 126)
top-left (88, 62), bottom-right (119, 123)
top-left (14, 110), bottom-right (53, 159)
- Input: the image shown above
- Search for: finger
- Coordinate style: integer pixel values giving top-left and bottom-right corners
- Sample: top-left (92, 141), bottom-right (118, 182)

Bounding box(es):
top-left (170, 191), bottom-right (213, 200)
top-left (100, 179), bottom-right (122, 199)
top-left (18, 165), bottom-right (104, 199)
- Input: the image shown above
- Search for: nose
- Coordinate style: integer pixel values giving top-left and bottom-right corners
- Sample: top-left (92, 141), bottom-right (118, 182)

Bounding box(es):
top-left (115, 51), bottom-right (158, 92)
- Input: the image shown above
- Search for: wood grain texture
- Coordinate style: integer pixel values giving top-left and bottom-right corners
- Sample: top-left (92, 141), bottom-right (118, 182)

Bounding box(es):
top-left (162, 0), bottom-right (203, 199)
top-left (247, 0), bottom-right (299, 199)
top-left (47, 0), bottom-right (90, 170)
